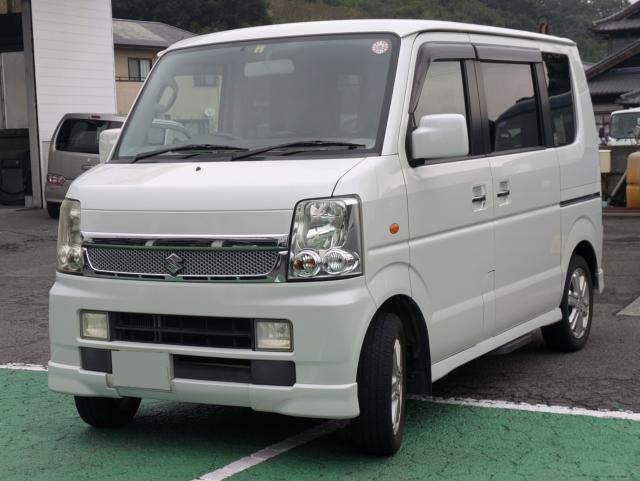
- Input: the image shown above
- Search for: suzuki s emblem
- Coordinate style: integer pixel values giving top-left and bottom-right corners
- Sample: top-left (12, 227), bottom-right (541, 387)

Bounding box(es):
top-left (165, 253), bottom-right (185, 276)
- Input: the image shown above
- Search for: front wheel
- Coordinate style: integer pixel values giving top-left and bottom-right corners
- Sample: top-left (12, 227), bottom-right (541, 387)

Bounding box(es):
top-left (542, 255), bottom-right (593, 351)
top-left (74, 396), bottom-right (141, 428)
top-left (351, 312), bottom-right (406, 456)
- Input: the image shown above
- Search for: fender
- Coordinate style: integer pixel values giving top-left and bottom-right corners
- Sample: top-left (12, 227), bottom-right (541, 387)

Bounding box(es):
top-left (561, 213), bottom-right (602, 292)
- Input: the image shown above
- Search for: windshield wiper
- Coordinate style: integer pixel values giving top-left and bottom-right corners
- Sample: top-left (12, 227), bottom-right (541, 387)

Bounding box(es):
top-left (231, 140), bottom-right (365, 161)
top-left (131, 144), bottom-right (248, 163)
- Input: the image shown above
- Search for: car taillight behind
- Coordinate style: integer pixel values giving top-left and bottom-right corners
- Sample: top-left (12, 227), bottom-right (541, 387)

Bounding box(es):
top-left (47, 174), bottom-right (66, 186)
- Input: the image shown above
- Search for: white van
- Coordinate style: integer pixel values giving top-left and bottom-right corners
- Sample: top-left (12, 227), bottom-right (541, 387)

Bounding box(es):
top-left (49, 20), bottom-right (603, 455)
top-left (604, 107), bottom-right (640, 146)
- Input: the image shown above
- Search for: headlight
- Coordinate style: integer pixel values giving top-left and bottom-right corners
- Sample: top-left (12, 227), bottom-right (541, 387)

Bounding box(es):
top-left (288, 196), bottom-right (362, 280)
top-left (56, 199), bottom-right (84, 273)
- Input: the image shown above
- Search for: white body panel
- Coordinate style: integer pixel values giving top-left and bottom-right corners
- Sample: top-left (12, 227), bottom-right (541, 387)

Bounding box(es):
top-left (48, 20), bottom-right (602, 418)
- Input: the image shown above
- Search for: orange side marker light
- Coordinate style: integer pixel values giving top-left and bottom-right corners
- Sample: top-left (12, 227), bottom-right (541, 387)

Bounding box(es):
top-left (389, 223), bottom-right (400, 235)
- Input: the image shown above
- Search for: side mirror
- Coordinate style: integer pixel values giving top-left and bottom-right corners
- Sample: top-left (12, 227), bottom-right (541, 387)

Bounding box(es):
top-left (99, 128), bottom-right (121, 162)
top-left (411, 114), bottom-right (469, 161)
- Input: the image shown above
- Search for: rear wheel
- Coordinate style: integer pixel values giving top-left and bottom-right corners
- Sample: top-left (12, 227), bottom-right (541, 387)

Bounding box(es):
top-left (46, 202), bottom-right (60, 219)
top-left (74, 396), bottom-right (141, 428)
top-left (542, 255), bottom-right (593, 351)
top-left (351, 312), bottom-right (406, 456)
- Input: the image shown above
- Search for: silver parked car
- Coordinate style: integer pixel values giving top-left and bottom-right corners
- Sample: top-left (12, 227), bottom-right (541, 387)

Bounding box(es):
top-left (45, 114), bottom-right (124, 218)
top-left (45, 114), bottom-right (191, 217)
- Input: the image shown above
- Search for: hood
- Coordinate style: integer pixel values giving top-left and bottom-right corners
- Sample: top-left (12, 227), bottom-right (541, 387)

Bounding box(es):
top-left (68, 157), bottom-right (365, 236)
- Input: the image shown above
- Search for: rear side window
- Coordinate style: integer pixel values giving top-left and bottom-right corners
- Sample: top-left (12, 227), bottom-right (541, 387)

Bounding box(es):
top-left (480, 62), bottom-right (541, 153)
top-left (55, 119), bottom-right (121, 154)
top-left (543, 53), bottom-right (575, 147)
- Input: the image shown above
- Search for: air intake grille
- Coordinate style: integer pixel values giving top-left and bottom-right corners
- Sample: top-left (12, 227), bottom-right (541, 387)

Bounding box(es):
top-left (85, 246), bottom-right (279, 278)
top-left (111, 312), bottom-right (254, 349)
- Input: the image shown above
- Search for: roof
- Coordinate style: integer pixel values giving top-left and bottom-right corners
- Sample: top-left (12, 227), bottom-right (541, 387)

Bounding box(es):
top-left (588, 70), bottom-right (640, 96)
top-left (113, 18), bottom-right (195, 49)
top-left (586, 39), bottom-right (640, 80)
top-left (611, 106), bottom-right (640, 115)
top-left (166, 19), bottom-right (574, 53)
top-left (593, 2), bottom-right (640, 33)
top-left (618, 89), bottom-right (640, 106)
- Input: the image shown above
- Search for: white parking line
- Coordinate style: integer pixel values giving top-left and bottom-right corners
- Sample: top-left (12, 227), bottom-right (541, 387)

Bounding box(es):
top-left (192, 420), bottom-right (347, 481)
top-left (0, 363), bottom-right (47, 371)
top-left (411, 395), bottom-right (640, 421)
top-left (618, 295), bottom-right (640, 316)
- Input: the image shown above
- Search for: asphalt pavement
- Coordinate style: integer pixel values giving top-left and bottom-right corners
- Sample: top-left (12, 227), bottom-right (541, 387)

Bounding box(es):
top-left (0, 206), bottom-right (639, 411)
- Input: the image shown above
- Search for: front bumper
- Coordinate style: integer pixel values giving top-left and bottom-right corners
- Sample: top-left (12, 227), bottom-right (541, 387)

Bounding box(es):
top-left (48, 273), bottom-right (376, 419)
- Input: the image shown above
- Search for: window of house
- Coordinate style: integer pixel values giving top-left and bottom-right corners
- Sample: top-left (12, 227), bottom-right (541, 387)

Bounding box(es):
top-left (480, 62), bottom-right (541, 153)
top-left (128, 58), bottom-right (152, 81)
top-left (543, 52), bottom-right (576, 147)
top-left (414, 61), bottom-right (468, 125)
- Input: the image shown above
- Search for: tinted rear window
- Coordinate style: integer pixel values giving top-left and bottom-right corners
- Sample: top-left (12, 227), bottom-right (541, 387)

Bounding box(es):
top-left (542, 52), bottom-right (575, 147)
top-left (55, 119), bottom-right (122, 154)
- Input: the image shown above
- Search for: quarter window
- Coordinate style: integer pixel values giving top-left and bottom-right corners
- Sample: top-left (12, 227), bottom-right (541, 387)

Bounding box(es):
top-left (480, 62), bottom-right (541, 153)
top-left (543, 52), bottom-right (575, 146)
top-left (414, 61), bottom-right (468, 125)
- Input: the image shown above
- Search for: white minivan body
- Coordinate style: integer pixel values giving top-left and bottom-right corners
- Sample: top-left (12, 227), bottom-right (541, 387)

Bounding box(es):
top-left (49, 20), bottom-right (603, 454)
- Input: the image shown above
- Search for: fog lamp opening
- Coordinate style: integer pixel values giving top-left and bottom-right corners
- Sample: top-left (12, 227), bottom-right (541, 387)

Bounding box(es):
top-left (81, 311), bottom-right (109, 340)
top-left (255, 320), bottom-right (292, 351)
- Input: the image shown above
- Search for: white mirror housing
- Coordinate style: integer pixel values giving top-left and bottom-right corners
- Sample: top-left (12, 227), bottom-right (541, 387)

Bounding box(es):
top-left (411, 114), bottom-right (469, 161)
top-left (99, 128), bottom-right (121, 163)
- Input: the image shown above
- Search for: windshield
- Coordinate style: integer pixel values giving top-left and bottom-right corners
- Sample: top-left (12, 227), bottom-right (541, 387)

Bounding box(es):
top-left (609, 112), bottom-right (640, 139)
top-left (114, 34), bottom-right (398, 161)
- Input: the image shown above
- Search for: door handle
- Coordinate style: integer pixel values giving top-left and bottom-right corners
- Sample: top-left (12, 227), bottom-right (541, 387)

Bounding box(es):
top-left (496, 180), bottom-right (511, 200)
top-left (471, 184), bottom-right (487, 212)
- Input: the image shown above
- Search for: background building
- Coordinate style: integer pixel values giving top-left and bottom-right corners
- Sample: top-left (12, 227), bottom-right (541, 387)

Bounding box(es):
top-left (113, 18), bottom-right (193, 114)
top-left (0, 0), bottom-right (117, 209)
top-left (588, 2), bottom-right (640, 134)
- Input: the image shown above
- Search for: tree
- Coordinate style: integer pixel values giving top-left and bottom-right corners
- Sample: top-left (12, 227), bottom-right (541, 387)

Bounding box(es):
top-left (111, 0), bottom-right (270, 33)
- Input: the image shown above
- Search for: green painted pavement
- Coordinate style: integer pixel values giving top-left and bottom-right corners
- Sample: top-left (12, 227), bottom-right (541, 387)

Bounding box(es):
top-left (2, 369), bottom-right (640, 481)
top-left (231, 402), bottom-right (640, 481)
top-left (0, 369), bottom-right (316, 481)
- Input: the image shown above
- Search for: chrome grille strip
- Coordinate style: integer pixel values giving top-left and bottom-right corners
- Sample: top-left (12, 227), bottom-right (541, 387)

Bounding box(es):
top-left (82, 235), bottom-right (288, 283)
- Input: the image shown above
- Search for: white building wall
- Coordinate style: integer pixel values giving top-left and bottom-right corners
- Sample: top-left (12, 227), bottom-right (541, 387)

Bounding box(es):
top-left (30, 0), bottom-right (116, 178)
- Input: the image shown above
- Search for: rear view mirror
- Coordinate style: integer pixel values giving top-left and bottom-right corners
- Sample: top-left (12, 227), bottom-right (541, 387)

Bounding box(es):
top-left (244, 59), bottom-right (294, 77)
top-left (411, 114), bottom-right (469, 161)
top-left (99, 128), bottom-right (121, 162)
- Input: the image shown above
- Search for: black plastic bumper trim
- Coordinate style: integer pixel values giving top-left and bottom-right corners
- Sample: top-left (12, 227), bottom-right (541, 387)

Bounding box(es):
top-left (80, 347), bottom-right (112, 373)
top-left (173, 355), bottom-right (296, 387)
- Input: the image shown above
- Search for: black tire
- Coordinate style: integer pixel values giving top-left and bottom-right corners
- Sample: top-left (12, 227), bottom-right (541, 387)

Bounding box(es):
top-left (542, 255), bottom-right (593, 352)
top-left (351, 312), bottom-right (406, 456)
top-left (74, 396), bottom-right (141, 428)
top-left (46, 202), bottom-right (60, 219)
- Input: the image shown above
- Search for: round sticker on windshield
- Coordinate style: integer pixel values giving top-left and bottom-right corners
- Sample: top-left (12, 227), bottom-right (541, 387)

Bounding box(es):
top-left (371, 40), bottom-right (390, 55)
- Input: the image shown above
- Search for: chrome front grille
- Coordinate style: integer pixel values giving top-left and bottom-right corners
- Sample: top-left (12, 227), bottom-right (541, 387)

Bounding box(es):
top-left (82, 235), bottom-right (287, 282)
